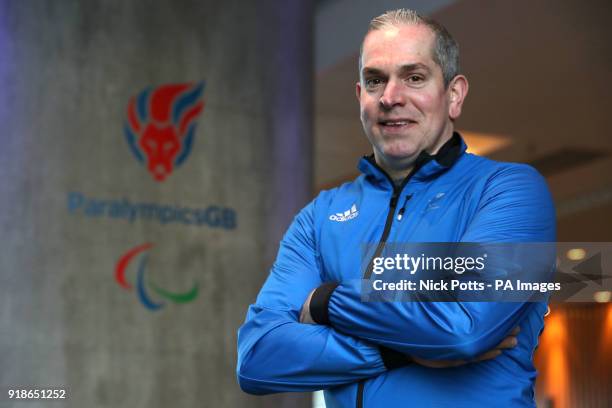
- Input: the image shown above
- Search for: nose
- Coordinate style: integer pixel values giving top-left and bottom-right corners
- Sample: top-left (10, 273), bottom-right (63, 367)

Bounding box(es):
top-left (379, 79), bottom-right (405, 110)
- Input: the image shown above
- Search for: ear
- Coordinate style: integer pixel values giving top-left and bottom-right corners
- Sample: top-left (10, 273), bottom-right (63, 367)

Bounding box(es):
top-left (356, 81), bottom-right (362, 103)
top-left (447, 75), bottom-right (469, 120)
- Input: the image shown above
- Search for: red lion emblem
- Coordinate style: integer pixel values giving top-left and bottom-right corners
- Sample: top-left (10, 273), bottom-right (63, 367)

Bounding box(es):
top-left (125, 83), bottom-right (205, 181)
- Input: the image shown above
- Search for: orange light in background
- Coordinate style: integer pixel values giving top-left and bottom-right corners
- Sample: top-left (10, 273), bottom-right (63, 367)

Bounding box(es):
top-left (602, 303), bottom-right (612, 351)
top-left (459, 130), bottom-right (512, 156)
top-left (540, 310), bottom-right (570, 408)
top-left (536, 305), bottom-right (610, 407)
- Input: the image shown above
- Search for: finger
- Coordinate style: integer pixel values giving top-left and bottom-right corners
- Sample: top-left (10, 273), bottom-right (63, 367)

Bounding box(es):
top-left (413, 357), bottom-right (467, 368)
top-left (299, 306), bottom-right (308, 323)
top-left (473, 350), bottom-right (501, 362)
top-left (438, 360), bottom-right (467, 368)
top-left (496, 335), bottom-right (518, 349)
top-left (510, 326), bottom-right (521, 336)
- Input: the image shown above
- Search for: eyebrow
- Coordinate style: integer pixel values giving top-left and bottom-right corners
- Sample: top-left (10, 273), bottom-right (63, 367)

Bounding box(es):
top-left (362, 63), bottom-right (432, 77)
top-left (399, 63), bottom-right (432, 74)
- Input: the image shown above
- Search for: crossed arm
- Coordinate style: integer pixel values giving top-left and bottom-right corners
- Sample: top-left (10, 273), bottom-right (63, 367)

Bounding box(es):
top-left (236, 203), bottom-right (389, 395)
top-left (237, 165), bottom-right (555, 394)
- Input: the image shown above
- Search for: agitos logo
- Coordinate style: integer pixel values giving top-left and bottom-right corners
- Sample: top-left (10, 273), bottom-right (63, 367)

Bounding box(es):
top-left (114, 243), bottom-right (198, 310)
top-left (124, 82), bottom-right (205, 181)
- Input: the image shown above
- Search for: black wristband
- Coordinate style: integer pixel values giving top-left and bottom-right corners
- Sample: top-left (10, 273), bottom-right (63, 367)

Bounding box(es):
top-left (379, 346), bottom-right (413, 370)
top-left (309, 282), bottom-right (339, 325)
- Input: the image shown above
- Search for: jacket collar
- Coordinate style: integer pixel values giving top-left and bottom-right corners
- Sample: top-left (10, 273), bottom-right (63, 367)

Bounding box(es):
top-left (358, 132), bottom-right (467, 188)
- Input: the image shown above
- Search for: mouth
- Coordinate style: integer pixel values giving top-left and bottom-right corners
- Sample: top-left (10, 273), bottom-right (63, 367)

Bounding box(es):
top-left (378, 119), bottom-right (417, 131)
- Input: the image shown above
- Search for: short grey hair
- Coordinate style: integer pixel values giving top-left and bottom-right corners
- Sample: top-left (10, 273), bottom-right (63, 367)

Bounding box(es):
top-left (359, 9), bottom-right (460, 87)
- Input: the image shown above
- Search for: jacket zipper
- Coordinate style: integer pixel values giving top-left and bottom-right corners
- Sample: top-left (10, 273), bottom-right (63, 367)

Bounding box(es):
top-left (363, 189), bottom-right (400, 279)
top-left (362, 158), bottom-right (414, 280)
top-left (356, 381), bottom-right (365, 408)
top-left (358, 161), bottom-right (413, 407)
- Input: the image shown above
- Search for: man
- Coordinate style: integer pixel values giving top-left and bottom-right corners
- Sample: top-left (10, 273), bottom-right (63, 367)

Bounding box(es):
top-left (237, 9), bottom-right (555, 407)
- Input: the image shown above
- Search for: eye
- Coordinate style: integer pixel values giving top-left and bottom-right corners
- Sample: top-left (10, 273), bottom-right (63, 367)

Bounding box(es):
top-left (365, 77), bottom-right (385, 89)
top-left (407, 75), bottom-right (424, 83)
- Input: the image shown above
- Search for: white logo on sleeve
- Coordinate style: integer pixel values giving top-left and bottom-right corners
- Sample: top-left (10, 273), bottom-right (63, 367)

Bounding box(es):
top-left (329, 204), bottom-right (359, 222)
top-left (426, 192), bottom-right (446, 211)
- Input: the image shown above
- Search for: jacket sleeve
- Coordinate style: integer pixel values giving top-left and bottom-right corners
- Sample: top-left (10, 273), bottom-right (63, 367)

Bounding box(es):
top-left (313, 165), bottom-right (556, 361)
top-left (236, 199), bottom-right (388, 395)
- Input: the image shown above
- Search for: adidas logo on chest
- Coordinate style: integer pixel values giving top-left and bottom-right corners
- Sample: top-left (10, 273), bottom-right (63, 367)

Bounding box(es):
top-left (329, 204), bottom-right (359, 222)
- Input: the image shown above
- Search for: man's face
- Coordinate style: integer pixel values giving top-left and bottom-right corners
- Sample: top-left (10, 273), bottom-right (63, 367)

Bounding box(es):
top-left (357, 24), bottom-right (457, 170)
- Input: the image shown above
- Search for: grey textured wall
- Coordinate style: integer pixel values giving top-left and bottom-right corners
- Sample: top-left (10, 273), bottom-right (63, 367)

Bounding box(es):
top-left (0, 1), bottom-right (312, 407)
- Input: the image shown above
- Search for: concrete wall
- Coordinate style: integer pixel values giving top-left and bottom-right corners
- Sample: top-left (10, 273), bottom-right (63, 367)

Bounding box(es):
top-left (0, 1), bottom-right (312, 407)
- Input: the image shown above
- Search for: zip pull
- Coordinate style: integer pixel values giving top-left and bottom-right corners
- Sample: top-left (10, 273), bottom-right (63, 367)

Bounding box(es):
top-left (397, 194), bottom-right (413, 221)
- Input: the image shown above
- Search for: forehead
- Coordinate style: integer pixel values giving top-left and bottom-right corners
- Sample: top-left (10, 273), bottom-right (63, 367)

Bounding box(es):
top-left (361, 24), bottom-right (436, 71)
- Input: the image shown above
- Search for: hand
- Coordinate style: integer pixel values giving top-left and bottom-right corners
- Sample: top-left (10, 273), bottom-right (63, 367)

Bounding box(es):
top-left (299, 289), bottom-right (317, 324)
top-left (411, 326), bottom-right (520, 368)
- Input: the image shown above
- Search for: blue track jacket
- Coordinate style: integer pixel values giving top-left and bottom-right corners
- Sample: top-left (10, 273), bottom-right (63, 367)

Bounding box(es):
top-left (237, 134), bottom-right (556, 407)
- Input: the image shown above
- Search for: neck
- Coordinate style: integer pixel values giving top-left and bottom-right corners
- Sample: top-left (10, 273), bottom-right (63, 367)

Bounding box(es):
top-left (379, 160), bottom-right (413, 183)
top-left (374, 130), bottom-right (454, 183)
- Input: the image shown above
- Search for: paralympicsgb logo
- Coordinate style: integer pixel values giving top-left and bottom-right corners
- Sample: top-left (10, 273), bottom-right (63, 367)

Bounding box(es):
top-left (115, 243), bottom-right (199, 311)
top-left (124, 82), bottom-right (205, 181)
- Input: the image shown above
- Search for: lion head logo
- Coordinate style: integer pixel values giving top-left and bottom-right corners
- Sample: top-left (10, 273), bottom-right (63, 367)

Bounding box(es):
top-left (124, 82), bottom-right (205, 181)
